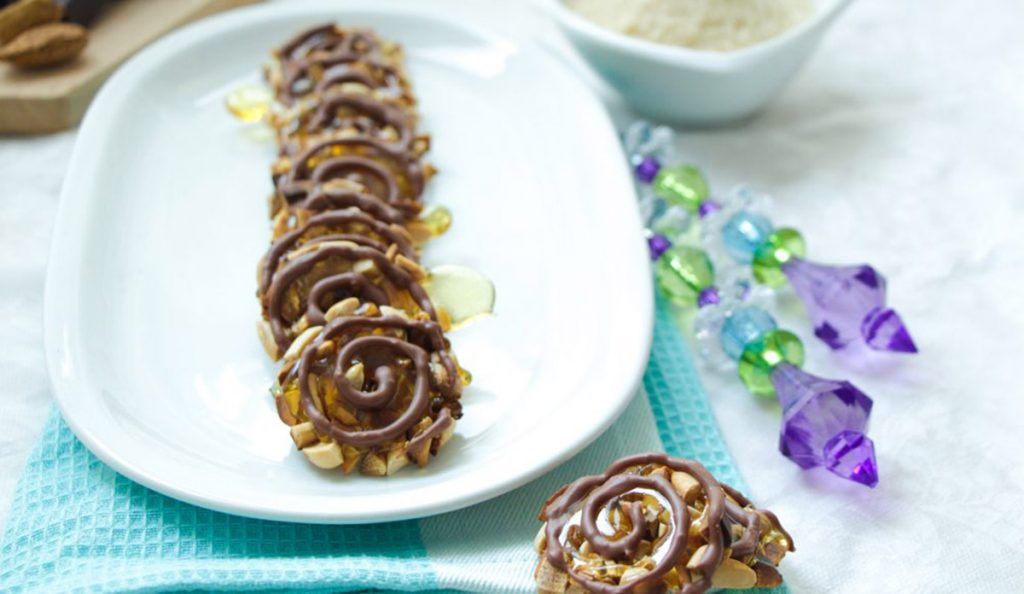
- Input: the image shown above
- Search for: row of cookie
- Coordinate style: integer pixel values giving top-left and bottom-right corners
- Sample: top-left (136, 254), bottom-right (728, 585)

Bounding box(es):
top-left (254, 24), bottom-right (467, 477)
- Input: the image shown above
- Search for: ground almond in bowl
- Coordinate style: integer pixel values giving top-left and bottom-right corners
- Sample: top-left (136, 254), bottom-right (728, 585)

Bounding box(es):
top-left (566, 0), bottom-right (814, 51)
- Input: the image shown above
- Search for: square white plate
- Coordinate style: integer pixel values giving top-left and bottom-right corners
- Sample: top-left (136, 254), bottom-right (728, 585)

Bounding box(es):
top-left (44, 0), bottom-right (652, 523)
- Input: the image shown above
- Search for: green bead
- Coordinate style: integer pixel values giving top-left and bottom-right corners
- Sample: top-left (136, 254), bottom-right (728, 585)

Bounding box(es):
top-left (652, 165), bottom-right (709, 212)
top-left (655, 246), bottom-right (714, 306)
top-left (738, 329), bottom-right (805, 398)
top-left (752, 227), bottom-right (806, 287)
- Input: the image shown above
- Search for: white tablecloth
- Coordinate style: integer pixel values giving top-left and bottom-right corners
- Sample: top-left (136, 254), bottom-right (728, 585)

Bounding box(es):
top-left (2, 0), bottom-right (1022, 591)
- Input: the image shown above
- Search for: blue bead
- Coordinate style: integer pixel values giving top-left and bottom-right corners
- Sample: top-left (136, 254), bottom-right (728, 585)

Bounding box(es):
top-left (720, 306), bottom-right (777, 360)
top-left (721, 211), bottom-right (774, 263)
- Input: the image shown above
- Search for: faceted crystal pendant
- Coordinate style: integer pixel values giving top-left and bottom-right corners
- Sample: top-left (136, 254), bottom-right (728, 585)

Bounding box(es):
top-left (783, 258), bottom-right (917, 353)
top-left (772, 363), bottom-right (879, 487)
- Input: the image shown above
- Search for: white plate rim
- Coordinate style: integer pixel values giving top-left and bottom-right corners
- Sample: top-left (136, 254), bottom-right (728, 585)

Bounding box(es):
top-left (43, 0), bottom-right (654, 523)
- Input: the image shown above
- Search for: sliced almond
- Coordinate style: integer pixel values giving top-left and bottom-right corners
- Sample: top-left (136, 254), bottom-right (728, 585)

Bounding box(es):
top-left (344, 362), bottom-right (365, 390)
top-left (282, 325), bottom-right (322, 362)
top-left (710, 558), bottom-right (757, 589)
top-left (289, 422), bottom-right (318, 449)
top-left (315, 339), bottom-right (335, 358)
top-left (429, 361), bottom-right (449, 387)
top-left (324, 297), bottom-right (360, 321)
top-left (353, 258), bottom-right (375, 274)
top-left (360, 451), bottom-right (387, 476)
top-left (619, 566), bottom-right (648, 585)
top-left (385, 446), bottom-right (409, 475)
top-left (340, 444), bottom-right (361, 474)
top-left (753, 562), bottom-right (784, 588)
top-left (257, 320), bottom-right (281, 360)
top-left (275, 395), bottom-right (298, 425)
top-left (395, 254), bottom-right (426, 280)
top-left (379, 305), bottom-right (410, 319)
top-left (686, 544), bottom-right (709, 570)
top-left (533, 558), bottom-right (568, 593)
top-left (671, 471), bottom-right (701, 502)
top-left (302, 441), bottom-right (343, 469)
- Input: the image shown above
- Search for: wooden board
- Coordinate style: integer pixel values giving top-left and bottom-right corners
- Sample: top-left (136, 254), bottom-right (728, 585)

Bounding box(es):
top-left (0, 0), bottom-right (260, 134)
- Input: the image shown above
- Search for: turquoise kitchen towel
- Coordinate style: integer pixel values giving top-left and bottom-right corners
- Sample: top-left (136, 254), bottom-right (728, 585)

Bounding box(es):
top-left (0, 296), bottom-right (786, 593)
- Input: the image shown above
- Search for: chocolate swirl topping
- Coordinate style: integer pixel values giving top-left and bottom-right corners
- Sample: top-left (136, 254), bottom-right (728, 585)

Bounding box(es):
top-left (264, 240), bottom-right (435, 350)
top-left (276, 136), bottom-right (426, 216)
top-left (273, 25), bottom-right (403, 105)
top-left (277, 25), bottom-right (379, 63)
top-left (286, 184), bottom-right (409, 225)
top-left (298, 315), bottom-right (460, 447)
top-left (281, 53), bottom-right (409, 106)
top-left (278, 93), bottom-right (415, 156)
top-left (260, 208), bottom-right (417, 295)
top-left (540, 453), bottom-right (793, 594)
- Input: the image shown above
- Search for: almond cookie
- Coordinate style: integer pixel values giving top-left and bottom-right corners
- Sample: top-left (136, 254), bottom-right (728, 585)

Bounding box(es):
top-left (535, 453), bottom-right (794, 593)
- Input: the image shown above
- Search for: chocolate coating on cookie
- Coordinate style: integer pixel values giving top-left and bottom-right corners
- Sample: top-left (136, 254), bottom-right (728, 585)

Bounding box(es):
top-left (539, 453), bottom-right (793, 594)
top-left (298, 315), bottom-right (460, 447)
top-left (264, 241), bottom-right (435, 350)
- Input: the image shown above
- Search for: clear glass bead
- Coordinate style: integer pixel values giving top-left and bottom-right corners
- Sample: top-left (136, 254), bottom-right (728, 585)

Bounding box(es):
top-left (623, 121), bottom-right (676, 164)
top-left (650, 204), bottom-right (693, 241)
top-left (693, 305), bottom-right (734, 371)
top-left (637, 192), bottom-right (661, 227)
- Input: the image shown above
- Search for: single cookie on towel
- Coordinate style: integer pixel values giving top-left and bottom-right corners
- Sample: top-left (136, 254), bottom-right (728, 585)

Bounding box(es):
top-left (534, 452), bottom-right (794, 594)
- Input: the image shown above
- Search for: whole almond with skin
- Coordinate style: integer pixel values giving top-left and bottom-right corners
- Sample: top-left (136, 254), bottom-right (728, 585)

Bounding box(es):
top-left (0, 0), bottom-right (61, 44)
top-left (0, 21), bottom-right (87, 68)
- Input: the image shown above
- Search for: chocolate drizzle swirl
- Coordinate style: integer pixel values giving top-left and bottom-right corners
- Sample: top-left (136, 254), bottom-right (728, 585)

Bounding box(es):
top-left (298, 315), bottom-right (460, 447)
top-left (287, 185), bottom-right (409, 225)
top-left (276, 25), bottom-right (379, 63)
top-left (543, 453), bottom-right (726, 594)
top-left (279, 93), bottom-right (415, 156)
top-left (544, 452), bottom-right (790, 589)
top-left (273, 25), bottom-right (403, 106)
top-left (277, 136), bottom-right (425, 216)
top-left (260, 208), bottom-right (417, 295)
top-left (264, 240), bottom-right (435, 350)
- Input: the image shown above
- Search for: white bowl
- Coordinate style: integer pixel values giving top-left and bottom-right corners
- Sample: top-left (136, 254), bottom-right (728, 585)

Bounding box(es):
top-left (539, 0), bottom-right (851, 125)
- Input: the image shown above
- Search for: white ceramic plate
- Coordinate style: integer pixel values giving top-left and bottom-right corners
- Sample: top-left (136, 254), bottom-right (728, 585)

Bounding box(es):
top-left (44, 0), bottom-right (652, 523)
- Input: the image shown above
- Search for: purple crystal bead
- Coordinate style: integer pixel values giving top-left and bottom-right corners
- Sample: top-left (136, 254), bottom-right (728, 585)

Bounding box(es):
top-left (773, 363), bottom-right (878, 487)
top-left (647, 234), bottom-right (672, 261)
top-left (783, 258), bottom-right (917, 354)
top-left (698, 199), bottom-right (722, 219)
top-left (697, 286), bottom-right (720, 308)
top-left (635, 156), bottom-right (662, 184)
